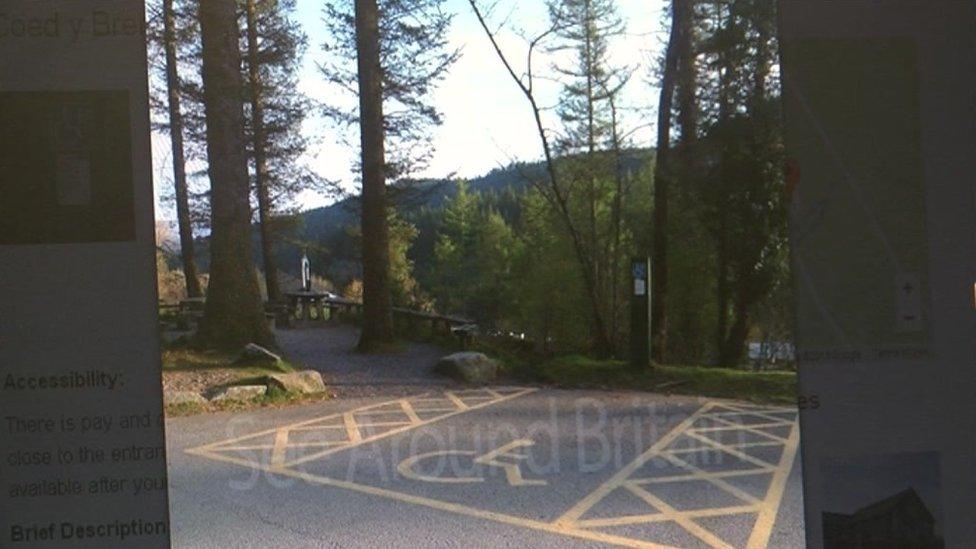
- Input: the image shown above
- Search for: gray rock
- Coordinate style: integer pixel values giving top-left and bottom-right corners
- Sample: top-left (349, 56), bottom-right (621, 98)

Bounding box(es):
top-left (434, 352), bottom-right (499, 384)
top-left (164, 391), bottom-right (207, 406)
top-left (267, 370), bottom-right (327, 394)
top-left (236, 343), bottom-right (282, 366)
top-left (209, 385), bottom-right (268, 402)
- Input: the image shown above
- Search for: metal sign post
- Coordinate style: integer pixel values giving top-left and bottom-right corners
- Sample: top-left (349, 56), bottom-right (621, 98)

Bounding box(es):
top-left (630, 257), bottom-right (651, 370)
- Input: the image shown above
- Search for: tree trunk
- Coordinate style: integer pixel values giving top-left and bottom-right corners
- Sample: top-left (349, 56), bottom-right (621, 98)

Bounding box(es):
top-left (197, 0), bottom-right (273, 349)
top-left (715, 213), bottom-right (730, 365)
top-left (714, 2), bottom-right (735, 367)
top-left (675, 0), bottom-right (698, 149)
top-left (650, 1), bottom-right (681, 363)
top-left (721, 291), bottom-right (751, 366)
top-left (163, 0), bottom-right (202, 299)
top-left (354, 0), bottom-right (394, 351)
top-left (608, 98), bottom-right (624, 353)
top-left (244, 0), bottom-right (280, 304)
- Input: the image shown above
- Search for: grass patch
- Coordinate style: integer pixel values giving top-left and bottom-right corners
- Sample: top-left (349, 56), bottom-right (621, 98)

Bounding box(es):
top-left (161, 348), bottom-right (295, 376)
top-left (164, 401), bottom-right (207, 417)
top-left (164, 389), bottom-right (333, 417)
top-left (161, 348), bottom-right (325, 417)
top-left (515, 354), bottom-right (797, 405)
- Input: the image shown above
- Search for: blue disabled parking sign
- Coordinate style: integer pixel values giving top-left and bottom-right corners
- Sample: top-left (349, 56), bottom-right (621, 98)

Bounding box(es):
top-left (632, 262), bottom-right (646, 280)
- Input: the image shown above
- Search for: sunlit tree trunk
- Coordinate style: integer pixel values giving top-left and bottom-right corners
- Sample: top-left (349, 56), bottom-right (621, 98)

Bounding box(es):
top-left (651, 1), bottom-right (681, 363)
top-left (163, 0), bottom-right (202, 298)
top-left (197, 0), bottom-right (273, 349)
top-left (244, 0), bottom-right (280, 304)
top-left (355, 0), bottom-right (395, 350)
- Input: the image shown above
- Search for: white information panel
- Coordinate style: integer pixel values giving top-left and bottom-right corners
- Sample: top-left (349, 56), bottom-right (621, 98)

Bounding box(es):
top-left (0, 1), bottom-right (171, 547)
top-left (780, 2), bottom-right (976, 547)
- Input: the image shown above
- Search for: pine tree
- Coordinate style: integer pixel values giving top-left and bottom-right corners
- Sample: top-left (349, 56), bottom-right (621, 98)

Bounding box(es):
top-left (196, 0), bottom-right (274, 349)
top-left (651, 0), bottom-right (696, 362)
top-left (242, 0), bottom-right (317, 304)
top-left (433, 182), bottom-right (517, 327)
top-left (353, 0), bottom-right (394, 350)
top-left (321, 0), bottom-right (459, 179)
top-left (694, 0), bottom-right (787, 366)
top-left (547, 0), bottom-right (630, 356)
top-left (147, 0), bottom-right (204, 297)
top-left (548, 0), bottom-right (627, 155)
top-left (322, 0), bottom-right (459, 350)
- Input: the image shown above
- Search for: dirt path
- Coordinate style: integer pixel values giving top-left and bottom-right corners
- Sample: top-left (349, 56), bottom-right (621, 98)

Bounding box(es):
top-left (275, 325), bottom-right (455, 398)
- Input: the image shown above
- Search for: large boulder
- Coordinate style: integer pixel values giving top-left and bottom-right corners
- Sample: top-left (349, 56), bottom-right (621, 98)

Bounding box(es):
top-left (434, 352), bottom-right (499, 384)
top-left (266, 370), bottom-right (327, 394)
top-left (235, 343), bottom-right (282, 366)
top-left (208, 385), bottom-right (268, 402)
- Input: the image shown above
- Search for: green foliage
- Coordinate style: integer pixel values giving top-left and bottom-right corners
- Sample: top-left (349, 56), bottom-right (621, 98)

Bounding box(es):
top-left (430, 182), bottom-right (518, 326)
top-left (388, 211), bottom-right (425, 308)
top-left (320, 0), bottom-right (460, 177)
top-left (547, 0), bottom-right (629, 154)
top-left (509, 187), bottom-right (590, 352)
top-left (242, 0), bottom-right (324, 216)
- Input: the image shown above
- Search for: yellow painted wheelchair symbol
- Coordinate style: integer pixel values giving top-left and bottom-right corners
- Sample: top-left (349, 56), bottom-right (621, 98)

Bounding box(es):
top-left (397, 439), bottom-right (546, 487)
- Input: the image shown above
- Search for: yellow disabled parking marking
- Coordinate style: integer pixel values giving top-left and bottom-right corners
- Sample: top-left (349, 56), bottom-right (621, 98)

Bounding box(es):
top-left (186, 396), bottom-right (799, 548)
top-left (395, 439), bottom-right (548, 487)
top-left (186, 387), bottom-right (538, 470)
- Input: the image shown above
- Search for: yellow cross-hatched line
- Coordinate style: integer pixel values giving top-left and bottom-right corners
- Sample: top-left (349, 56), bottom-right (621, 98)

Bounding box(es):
top-left (343, 411), bottom-right (363, 443)
top-left (666, 440), bottom-right (782, 456)
top-left (631, 467), bottom-right (776, 485)
top-left (450, 389), bottom-right (496, 395)
top-left (270, 428), bottom-right (290, 468)
top-left (690, 422), bottom-right (791, 433)
top-left (557, 400), bottom-right (800, 549)
top-left (624, 484), bottom-right (735, 549)
top-left (283, 389), bottom-right (536, 468)
top-left (185, 388), bottom-right (538, 467)
top-left (734, 410), bottom-right (795, 425)
top-left (223, 460), bottom-right (682, 549)
top-left (576, 505), bottom-right (758, 529)
top-left (352, 409), bottom-right (413, 417)
top-left (745, 415), bottom-right (800, 549)
top-left (704, 416), bottom-right (789, 444)
top-left (555, 402), bottom-right (719, 526)
top-left (186, 393), bottom-right (436, 452)
top-left (705, 407), bottom-right (795, 426)
top-left (410, 407), bottom-right (459, 413)
top-left (187, 395), bottom-right (797, 549)
top-left (682, 431), bottom-right (777, 470)
top-left (444, 391), bottom-right (469, 410)
top-left (719, 403), bottom-right (798, 417)
top-left (400, 400), bottom-right (423, 424)
top-left (218, 441), bottom-right (347, 452)
top-left (355, 421), bottom-right (414, 428)
top-left (657, 454), bottom-right (761, 506)
top-left (288, 424), bottom-right (346, 431)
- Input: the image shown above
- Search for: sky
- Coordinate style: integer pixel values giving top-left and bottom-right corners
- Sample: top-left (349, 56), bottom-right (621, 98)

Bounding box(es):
top-left (153, 0), bottom-right (668, 216)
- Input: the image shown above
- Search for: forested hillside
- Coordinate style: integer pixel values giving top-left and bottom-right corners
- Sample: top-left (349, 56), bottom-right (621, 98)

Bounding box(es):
top-left (267, 150), bottom-right (649, 291)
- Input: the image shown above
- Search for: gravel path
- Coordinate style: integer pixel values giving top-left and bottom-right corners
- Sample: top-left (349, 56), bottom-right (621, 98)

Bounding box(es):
top-left (275, 325), bottom-right (457, 398)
